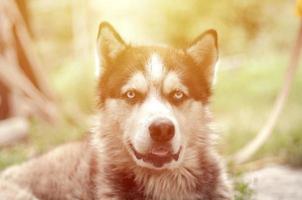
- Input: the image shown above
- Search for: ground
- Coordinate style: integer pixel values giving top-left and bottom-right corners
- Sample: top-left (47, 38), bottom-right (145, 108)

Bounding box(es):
top-left (244, 165), bottom-right (302, 200)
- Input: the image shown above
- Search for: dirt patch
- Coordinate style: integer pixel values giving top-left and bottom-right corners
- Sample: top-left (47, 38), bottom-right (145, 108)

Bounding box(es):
top-left (244, 165), bottom-right (302, 200)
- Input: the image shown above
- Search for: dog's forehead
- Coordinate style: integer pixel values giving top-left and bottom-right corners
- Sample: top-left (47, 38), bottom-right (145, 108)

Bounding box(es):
top-left (122, 52), bottom-right (187, 95)
top-left (124, 46), bottom-right (187, 71)
top-left (146, 53), bottom-right (165, 82)
top-left (123, 48), bottom-right (187, 92)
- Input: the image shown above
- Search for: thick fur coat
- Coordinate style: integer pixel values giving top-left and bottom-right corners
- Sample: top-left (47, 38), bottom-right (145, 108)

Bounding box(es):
top-left (0, 22), bottom-right (233, 200)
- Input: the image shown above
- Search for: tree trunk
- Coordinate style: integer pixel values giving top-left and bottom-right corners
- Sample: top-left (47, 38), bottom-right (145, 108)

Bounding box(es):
top-left (0, 0), bottom-right (58, 145)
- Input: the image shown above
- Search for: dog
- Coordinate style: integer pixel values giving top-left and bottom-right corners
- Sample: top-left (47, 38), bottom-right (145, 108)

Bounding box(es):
top-left (0, 22), bottom-right (233, 200)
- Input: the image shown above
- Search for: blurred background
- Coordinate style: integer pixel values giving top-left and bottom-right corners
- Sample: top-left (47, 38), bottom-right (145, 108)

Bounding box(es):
top-left (0, 0), bottom-right (301, 199)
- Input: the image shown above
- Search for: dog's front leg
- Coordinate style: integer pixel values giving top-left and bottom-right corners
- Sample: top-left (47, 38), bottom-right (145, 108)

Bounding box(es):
top-left (96, 191), bottom-right (121, 200)
top-left (95, 184), bottom-right (123, 200)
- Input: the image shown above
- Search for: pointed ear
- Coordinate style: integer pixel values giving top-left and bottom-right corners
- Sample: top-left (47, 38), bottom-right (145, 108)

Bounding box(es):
top-left (186, 29), bottom-right (218, 85)
top-left (96, 22), bottom-right (126, 74)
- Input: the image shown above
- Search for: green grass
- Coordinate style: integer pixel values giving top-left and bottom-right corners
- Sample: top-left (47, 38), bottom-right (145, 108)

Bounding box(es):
top-left (0, 117), bottom-right (88, 169)
top-left (234, 178), bottom-right (254, 200)
top-left (213, 53), bottom-right (302, 165)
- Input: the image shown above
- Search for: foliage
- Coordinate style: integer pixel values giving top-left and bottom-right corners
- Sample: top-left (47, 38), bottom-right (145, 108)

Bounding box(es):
top-left (234, 178), bottom-right (254, 200)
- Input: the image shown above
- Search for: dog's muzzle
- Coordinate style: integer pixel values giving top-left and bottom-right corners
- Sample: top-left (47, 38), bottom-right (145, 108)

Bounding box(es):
top-left (149, 118), bottom-right (175, 143)
top-left (130, 143), bottom-right (181, 168)
top-left (130, 118), bottom-right (181, 168)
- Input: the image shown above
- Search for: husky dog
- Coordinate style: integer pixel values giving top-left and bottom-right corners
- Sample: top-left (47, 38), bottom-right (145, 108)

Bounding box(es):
top-left (0, 22), bottom-right (233, 200)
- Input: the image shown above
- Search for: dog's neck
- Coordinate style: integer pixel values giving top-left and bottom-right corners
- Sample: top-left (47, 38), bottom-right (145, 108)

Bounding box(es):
top-left (92, 141), bottom-right (222, 200)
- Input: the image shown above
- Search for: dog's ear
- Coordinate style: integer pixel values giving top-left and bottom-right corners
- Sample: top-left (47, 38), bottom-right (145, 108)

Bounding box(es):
top-left (186, 30), bottom-right (218, 85)
top-left (96, 22), bottom-right (126, 75)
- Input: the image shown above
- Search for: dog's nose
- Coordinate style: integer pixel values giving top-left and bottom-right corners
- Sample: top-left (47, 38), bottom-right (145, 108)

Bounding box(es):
top-left (149, 118), bottom-right (175, 143)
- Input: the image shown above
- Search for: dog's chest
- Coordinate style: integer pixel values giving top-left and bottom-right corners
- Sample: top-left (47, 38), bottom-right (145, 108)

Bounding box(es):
top-left (105, 169), bottom-right (145, 200)
top-left (104, 169), bottom-right (206, 200)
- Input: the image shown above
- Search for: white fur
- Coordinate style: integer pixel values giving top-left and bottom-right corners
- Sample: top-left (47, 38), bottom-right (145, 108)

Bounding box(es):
top-left (212, 60), bottom-right (219, 85)
top-left (124, 91), bottom-right (182, 170)
top-left (121, 72), bottom-right (148, 94)
top-left (163, 71), bottom-right (189, 95)
top-left (95, 47), bottom-right (102, 77)
top-left (146, 54), bottom-right (165, 82)
top-left (121, 65), bottom-right (186, 170)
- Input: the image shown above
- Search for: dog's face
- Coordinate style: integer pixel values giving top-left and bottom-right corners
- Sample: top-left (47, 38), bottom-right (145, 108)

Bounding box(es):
top-left (96, 22), bottom-right (218, 170)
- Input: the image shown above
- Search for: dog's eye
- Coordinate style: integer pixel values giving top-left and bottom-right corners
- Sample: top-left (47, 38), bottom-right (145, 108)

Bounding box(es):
top-left (173, 90), bottom-right (184, 100)
top-left (169, 89), bottom-right (186, 104)
top-left (123, 90), bottom-right (142, 104)
top-left (126, 90), bottom-right (136, 99)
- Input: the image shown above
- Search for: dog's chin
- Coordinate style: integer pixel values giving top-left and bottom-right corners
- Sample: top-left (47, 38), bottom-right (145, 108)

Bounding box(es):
top-left (128, 143), bottom-right (182, 170)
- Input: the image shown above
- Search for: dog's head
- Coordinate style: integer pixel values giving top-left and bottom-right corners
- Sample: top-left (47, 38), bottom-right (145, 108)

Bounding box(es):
top-left (96, 22), bottom-right (218, 170)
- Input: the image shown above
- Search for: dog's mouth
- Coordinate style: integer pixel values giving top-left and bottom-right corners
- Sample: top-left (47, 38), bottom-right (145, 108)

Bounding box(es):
top-left (129, 143), bottom-right (182, 168)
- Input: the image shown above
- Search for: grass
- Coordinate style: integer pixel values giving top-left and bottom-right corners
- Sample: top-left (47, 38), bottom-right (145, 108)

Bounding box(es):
top-left (0, 117), bottom-right (88, 169)
top-left (234, 177), bottom-right (254, 200)
top-left (213, 53), bottom-right (302, 166)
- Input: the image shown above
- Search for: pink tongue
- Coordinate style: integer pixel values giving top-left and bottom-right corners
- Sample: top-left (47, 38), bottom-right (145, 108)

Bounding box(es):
top-left (151, 147), bottom-right (170, 156)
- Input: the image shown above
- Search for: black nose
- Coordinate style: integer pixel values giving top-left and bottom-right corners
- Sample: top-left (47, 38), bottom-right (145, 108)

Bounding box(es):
top-left (149, 118), bottom-right (175, 143)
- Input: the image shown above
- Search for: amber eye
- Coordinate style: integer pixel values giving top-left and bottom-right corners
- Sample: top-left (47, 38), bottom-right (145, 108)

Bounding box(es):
top-left (169, 89), bottom-right (187, 104)
top-left (123, 90), bottom-right (143, 104)
top-left (173, 90), bottom-right (185, 100)
top-left (126, 90), bottom-right (136, 99)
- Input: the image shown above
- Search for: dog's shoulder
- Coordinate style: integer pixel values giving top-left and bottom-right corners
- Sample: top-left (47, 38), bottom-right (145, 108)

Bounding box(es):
top-left (1, 139), bottom-right (96, 200)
